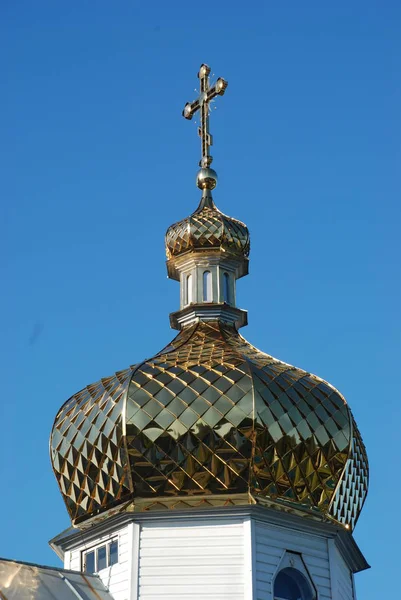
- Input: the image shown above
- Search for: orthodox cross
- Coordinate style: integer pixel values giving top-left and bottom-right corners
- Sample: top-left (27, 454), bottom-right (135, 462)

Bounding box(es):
top-left (183, 64), bottom-right (228, 168)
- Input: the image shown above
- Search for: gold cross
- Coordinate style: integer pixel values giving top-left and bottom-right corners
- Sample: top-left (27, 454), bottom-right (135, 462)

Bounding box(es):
top-left (183, 64), bottom-right (228, 168)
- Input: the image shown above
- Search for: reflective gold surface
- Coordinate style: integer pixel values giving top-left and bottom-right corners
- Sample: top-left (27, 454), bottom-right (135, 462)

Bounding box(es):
top-left (50, 321), bottom-right (368, 529)
top-left (166, 192), bottom-right (250, 259)
top-left (50, 370), bottom-right (133, 523)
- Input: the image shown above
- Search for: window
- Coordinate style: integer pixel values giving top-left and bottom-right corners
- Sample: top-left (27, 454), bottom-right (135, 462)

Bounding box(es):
top-left (109, 539), bottom-right (118, 566)
top-left (82, 538), bottom-right (119, 574)
top-left (223, 272), bottom-right (230, 304)
top-left (274, 567), bottom-right (315, 600)
top-left (185, 274), bottom-right (193, 305)
top-left (97, 545), bottom-right (107, 571)
top-left (84, 550), bottom-right (95, 574)
top-left (203, 270), bottom-right (212, 302)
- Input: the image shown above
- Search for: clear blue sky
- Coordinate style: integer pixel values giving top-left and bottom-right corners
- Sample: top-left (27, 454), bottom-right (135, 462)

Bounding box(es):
top-left (1, 2), bottom-right (400, 598)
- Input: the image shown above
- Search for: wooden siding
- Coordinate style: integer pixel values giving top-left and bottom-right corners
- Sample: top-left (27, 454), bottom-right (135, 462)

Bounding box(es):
top-left (57, 510), bottom-right (362, 600)
top-left (331, 542), bottom-right (354, 600)
top-left (138, 518), bottom-right (246, 600)
top-left (254, 520), bottom-right (332, 600)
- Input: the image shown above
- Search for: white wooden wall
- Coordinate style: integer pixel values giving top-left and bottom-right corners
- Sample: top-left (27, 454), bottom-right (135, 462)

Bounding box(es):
top-left (254, 519), bottom-right (350, 600)
top-left (59, 513), bottom-right (358, 600)
top-left (138, 518), bottom-right (246, 600)
top-left (329, 541), bottom-right (355, 600)
top-left (64, 524), bottom-right (131, 600)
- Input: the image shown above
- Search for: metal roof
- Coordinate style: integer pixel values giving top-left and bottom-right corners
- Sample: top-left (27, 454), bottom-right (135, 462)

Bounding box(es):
top-left (0, 558), bottom-right (115, 600)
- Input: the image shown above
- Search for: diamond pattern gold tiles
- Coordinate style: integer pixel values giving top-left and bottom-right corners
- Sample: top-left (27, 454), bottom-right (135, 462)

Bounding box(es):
top-left (125, 325), bottom-right (253, 498)
top-left (50, 370), bottom-right (134, 524)
top-left (330, 420), bottom-right (369, 529)
top-left (50, 321), bottom-right (368, 529)
top-left (166, 198), bottom-right (250, 259)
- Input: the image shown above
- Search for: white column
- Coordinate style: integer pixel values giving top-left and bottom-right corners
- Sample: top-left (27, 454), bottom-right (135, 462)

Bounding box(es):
top-left (128, 522), bottom-right (140, 600)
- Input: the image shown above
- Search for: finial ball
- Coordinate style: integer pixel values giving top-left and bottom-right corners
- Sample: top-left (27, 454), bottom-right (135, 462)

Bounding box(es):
top-left (196, 167), bottom-right (218, 190)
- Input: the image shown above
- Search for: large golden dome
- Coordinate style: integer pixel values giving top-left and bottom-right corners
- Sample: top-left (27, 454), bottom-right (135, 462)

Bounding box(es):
top-left (51, 317), bottom-right (368, 530)
top-left (50, 63), bottom-right (368, 532)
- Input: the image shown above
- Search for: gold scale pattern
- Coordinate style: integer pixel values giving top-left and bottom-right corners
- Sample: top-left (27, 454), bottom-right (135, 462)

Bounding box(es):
top-left (50, 370), bottom-right (133, 522)
top-left (50, 321), bottom-right (368, 529)
top-left (331, 426), bottom-right (369, 529)
top-left (165, 200), bottom-right (250, 259)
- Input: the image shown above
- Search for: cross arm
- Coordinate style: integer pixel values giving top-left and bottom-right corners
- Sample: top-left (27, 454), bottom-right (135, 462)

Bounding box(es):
top-left (182, 99), bottom-right (200, 120)
top-left (206, 77), bottom-right (228, 102)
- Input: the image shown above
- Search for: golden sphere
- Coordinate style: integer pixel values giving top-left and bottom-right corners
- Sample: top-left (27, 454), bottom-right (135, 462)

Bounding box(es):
top-left (196, 167), bottom-right (218, 190)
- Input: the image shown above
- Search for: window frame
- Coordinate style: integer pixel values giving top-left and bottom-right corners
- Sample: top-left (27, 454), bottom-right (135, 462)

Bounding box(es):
top-left (272, 551), bottom-right (317, 600)
top-left (203, 270), bottom-right (212, 302)
top-left (274, 568), bottom-right (313, 600)
top-left (81, 537), bottom-right (119, 574)
top-left (185, 273), bottom-right (193, 305)
top-left (223, 271), bottom-right (230, 304)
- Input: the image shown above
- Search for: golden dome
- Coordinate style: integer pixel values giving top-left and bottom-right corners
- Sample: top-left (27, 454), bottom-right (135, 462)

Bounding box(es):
top-left (50, 320), bottom-right (368, 529)
top-left (166, 191), bottom-right (250, 260)
top-left (50, 63), bottom-right (368, 533)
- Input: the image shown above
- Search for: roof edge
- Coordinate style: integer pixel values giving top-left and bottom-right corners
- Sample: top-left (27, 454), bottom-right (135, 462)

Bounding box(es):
top-left (49, 503), bottom-right (369, 573)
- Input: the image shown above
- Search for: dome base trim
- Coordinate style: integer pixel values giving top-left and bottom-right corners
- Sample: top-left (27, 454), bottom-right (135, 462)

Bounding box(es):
top-left (170, 303), bottom-right (248, 330)
top-left (126, 492), bottom-right (254, 512)
top-left (75, 490), bottom-right (342, 531)
top-left (129, 492), bottom-right (338, 527)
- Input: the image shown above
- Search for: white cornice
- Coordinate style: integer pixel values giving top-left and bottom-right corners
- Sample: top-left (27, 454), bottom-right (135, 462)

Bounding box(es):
top-left (49, 504), bottom-right (369, 574)
top-left (170, 303), bottom-right (248, 329)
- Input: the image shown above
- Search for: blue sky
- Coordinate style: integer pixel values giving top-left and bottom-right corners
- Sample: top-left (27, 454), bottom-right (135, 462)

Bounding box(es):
top-left (1, 2), bottom-right (400, 597)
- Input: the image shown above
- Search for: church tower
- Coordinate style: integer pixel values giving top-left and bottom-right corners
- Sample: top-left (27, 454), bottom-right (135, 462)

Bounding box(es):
top-left (50, 64), bottom-right (369, 600)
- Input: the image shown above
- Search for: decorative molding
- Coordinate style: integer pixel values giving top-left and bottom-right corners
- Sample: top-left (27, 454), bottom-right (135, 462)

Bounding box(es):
top-left (272, 551), bottom-right (317, 600)
top-left (167, 249), bottom-right (249, 281)
top-left (170, 302), bottom-right (247, 329)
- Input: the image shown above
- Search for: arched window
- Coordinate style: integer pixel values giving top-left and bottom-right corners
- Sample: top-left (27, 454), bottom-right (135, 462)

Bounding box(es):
top-left (203, 270), bottom-right (212, 302)
top-left (223, 272), bottom-right (230, 304)
top-left (185, 274), bottom-right (193, 305)
top-left (274, 568), bottom-right (315, 600)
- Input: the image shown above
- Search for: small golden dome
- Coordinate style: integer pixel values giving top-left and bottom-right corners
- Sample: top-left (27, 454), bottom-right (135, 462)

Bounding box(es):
top-left (166, 191), bottom-right (250, 260)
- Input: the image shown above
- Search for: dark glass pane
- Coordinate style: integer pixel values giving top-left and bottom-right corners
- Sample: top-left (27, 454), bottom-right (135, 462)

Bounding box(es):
top-left (84, 551), bottom-right (95, 574)
top-left (186, 274), bottom-right (193, 305)
top-left (223, 272), bottom-right (230, 303)
top-left (109, 540), bottom-right (118, 566)
top-left (274, 571), bottom-right (303, 600)
top-left (97, 545), bottom-right (107, 571)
